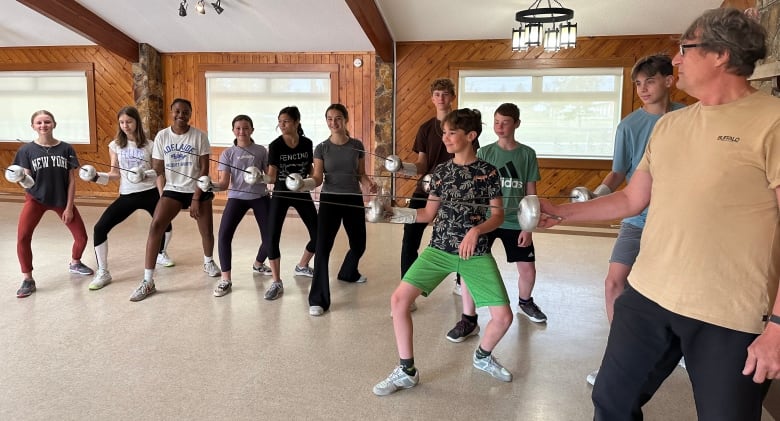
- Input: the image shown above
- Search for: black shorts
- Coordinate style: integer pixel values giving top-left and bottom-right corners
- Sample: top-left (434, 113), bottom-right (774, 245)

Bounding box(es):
top-left (487, 228), bottom-right (536, 263)
top-left (162, 190), bottom-right (214, 209)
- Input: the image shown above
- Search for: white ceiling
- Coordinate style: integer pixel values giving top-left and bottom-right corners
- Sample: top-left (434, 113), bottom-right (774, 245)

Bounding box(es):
top-left (2, 0), bottom-right (723, 53)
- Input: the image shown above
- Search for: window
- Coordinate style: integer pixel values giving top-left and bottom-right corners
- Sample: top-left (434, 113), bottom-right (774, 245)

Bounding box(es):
top-left (0, 64), bottom-right (95, 149)
top-left (204, 70), bottom-right (334, 147)
top-left (458, 68), bottom-right (624, 159)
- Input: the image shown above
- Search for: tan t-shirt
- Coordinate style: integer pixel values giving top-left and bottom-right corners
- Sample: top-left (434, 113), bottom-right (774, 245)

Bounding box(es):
top-left (632, 91), bottom-right (780, 334)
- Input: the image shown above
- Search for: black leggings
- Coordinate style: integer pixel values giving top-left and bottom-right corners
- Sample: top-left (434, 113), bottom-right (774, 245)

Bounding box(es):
top-left (266, 192), bottom-right (317, 260)
top-left (217, 196), bottom-right (269, 272)
top-left (93, 188), bottom-right (171, 249)
top-left (308, 193), bottom-right (366, 310)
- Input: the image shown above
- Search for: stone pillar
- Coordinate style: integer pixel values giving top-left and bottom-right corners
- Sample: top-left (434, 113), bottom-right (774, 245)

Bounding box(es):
top-left (756, 1), bottom-right (780, 96)
top-left (374, 55), bottom-right (394, 194)
top-left (132, 43), bottom-right (165, 139)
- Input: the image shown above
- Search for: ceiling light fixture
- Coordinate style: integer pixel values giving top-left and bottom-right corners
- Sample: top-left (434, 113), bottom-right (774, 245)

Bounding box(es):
top-left (195, 0), bottom-right (206, 14)
top-left (211, 0), bottom-right (224, 14)
top-left (178, 0), bottom-right (187, 17)
top-left (511, 0), bottom-right (577, 53)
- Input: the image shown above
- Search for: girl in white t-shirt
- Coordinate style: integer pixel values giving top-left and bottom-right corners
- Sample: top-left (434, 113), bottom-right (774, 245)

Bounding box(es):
top-left (86, 106), bottom-right (175, 290)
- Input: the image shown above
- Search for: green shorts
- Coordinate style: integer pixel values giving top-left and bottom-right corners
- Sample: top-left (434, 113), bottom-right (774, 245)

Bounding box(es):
top-left (403, 247), bottom-right (509, 307)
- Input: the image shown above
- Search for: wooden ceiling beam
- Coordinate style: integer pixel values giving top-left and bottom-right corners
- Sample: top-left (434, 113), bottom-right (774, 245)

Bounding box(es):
top-left (345, 0), bottom-right (394, 62)
top-left (18, 0), bottom-right (139, 63)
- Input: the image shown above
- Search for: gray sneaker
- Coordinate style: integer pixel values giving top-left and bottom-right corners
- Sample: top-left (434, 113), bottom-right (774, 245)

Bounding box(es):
top-left (473, 352), bottom-right (512, 382)
top-left (293, 264), bottom-right (313, 277)
top-left (446, 318), bottom-right (480, 343)
top-left (213, 279), bottom-right (232, 297)
top-left (264, 281), bottom-right (284, 300)
top-left (203, 261), bottom-right (220, 277)
top-left (373, 366), bottom-right (419, 396)
top-left (89, 269), bottom-right (112, 290)
top-left (518, 298), bottom-right (547, 323)
top-left (69, 262), bottom-right (94, 275)
top-left (16, 279), bottom-right (36, 298)
top-left (253, 263), bottom-right (272, 275)
top-left (129, 280), bottom-right (156, 302)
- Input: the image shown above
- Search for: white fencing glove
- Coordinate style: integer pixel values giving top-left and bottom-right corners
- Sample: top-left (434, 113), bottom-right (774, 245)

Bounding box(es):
top-left (18, 174), bottom-right (35, 189)
top-left (384, 155), bottom-right (418, 177)
top-left (197, 175), bottom-right (222, 192)
top-left (285, 173), bottom-right (316, 192)
top-left (593, 184), bottom-right (612, 197)
top-left (243, 166), bottom-right (272, 185)
top-left (387, 207), bottom-right (417, 224)
top-left (5, 165), bottom-right (25, 183)
top-left (127, 168), bottom-right (157, 184)
top-left (79, 165), bottom-right (109, 185)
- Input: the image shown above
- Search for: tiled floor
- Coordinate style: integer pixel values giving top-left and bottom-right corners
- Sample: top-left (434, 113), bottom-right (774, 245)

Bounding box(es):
top-left (0, 200), bottom-right (773, 420)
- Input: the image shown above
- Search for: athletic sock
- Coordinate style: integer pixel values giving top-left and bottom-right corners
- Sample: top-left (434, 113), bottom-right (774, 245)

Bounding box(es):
top-left (400, 358), bottom-right (416, 376)
top-left (518, 297), bottom-right (531, 305)
top-left (95, 242), bottom-right (108, 270)
top-left (463, 313), bottom-right (478, 324)
top-left (204, 256), bottom-right (213, 264)
top-left (475, 346), bottom-right (491, 359)
top-left (144, 269), bottom-right (154, 282)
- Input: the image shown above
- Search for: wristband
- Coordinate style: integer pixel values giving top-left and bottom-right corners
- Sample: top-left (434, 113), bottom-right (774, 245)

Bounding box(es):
top-left (767, 314), bottom-right (780, 326)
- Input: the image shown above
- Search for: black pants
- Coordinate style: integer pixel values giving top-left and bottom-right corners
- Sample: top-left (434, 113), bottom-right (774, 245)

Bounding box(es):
top-left (94, 188), bottom-right (171, 249)
top-left (217, 196), bottom-right (269, 272)
top-left (308, 193), bottom-right (366, 309)
top-left (593, 286), bottom-right (771, 421)
top-left (266, 192), bottom-right (317, 260)
top-left (400, 192), bottom-right (428, 277)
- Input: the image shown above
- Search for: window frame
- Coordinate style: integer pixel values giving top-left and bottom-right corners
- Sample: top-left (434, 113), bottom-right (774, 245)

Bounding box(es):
top-left (0, 62), bottom-right (97, 153)
top-left (196, 63), bottom-right (340, 150)
top-left (449, 58), bottom-right (635, 170)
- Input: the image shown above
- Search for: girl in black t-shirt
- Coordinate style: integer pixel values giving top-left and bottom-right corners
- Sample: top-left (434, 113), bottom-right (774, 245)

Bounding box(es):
top-left (11, 110), bottom-right (94, 298)
top-left (262, 106), bottom-right (319, 301)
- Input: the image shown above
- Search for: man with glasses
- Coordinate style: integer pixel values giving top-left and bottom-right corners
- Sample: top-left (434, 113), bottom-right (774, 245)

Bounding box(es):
top-left (537, 8), bottom-right (779, 420)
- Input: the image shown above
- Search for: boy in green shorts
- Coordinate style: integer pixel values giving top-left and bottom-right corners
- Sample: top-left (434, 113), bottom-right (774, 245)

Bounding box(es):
top-left (373, 108), bottom-right (514, 396)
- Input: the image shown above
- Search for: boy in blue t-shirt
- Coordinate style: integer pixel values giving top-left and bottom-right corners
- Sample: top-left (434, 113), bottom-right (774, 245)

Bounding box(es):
top-left (373, 109), bottom-right (514, 396)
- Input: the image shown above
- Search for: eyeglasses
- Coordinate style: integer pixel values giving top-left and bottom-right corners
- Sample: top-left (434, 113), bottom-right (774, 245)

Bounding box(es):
top-left (679, 43), bottom-right (705, 56)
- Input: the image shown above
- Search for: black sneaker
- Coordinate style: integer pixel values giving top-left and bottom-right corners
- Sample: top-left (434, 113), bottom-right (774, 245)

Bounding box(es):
top-left (518, 298), bottom-right (547, 323)
top-left (16, 279), bottom-right (36, 298)
top-left (445, 318), bottom-right (480, 343)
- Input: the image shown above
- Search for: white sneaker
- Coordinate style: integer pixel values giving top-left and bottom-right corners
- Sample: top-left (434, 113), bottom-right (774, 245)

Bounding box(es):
top-left (309, 305), bottom-right (324, 316)
top-left (373, 366), bottom-right (419, 396)
top-left (129, 279), bottom-right (156, 302)
top-left (203, 261), bottom-right (220, 277)
top-left (678, 358), bottom-right (686, 370)
top-left (156, 251), bottom-right (175, 267)
top-left (89, 269), bottom-right (112, 290)
top-left (586, 369), bottom-right (598, 386)
top-left (472, 352), bottom-right (512, 382)
top-left (453, 282), bottom-right (462, 296)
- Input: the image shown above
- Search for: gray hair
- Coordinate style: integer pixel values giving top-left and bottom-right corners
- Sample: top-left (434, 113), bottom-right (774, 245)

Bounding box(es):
top-left (681, 8), bottom-right (766, 77)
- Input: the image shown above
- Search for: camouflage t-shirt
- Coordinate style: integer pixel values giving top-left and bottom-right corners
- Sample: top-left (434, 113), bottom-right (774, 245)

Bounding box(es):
top-left (428, 159), bottom-right (502, 255)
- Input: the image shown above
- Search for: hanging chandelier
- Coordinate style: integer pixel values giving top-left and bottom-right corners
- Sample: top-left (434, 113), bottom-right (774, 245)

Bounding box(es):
top-left (511, 0), bottom-right (577, 52)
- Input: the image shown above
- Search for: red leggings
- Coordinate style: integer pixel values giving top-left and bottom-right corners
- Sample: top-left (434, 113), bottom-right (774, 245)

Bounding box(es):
top-left (17, 194), bottom-right (88, 274)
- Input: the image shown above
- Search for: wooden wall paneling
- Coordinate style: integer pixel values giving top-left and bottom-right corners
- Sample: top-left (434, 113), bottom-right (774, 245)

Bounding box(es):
top-left (0, 46), bottom-right (133, 196)
top-left (393, 36), bottom-right (699, 201)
